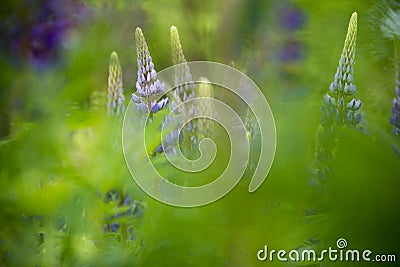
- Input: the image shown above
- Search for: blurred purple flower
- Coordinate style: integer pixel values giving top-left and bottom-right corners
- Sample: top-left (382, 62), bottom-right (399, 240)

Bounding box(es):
top-left (278, 40), bottom-right (304, 62)
top-left (392, 87), bottom-right (400, 135)
top-left (279, 4), bottom-right (305, 31)
top-left (0, 0), bottom-right (87, 68)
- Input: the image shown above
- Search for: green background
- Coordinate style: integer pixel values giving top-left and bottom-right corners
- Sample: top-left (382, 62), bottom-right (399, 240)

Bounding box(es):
top-left (0, 0), bottom-right (399, 266)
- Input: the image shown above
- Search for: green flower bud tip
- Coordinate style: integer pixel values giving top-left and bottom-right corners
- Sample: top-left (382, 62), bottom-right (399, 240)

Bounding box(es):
top-left (169, 25), bottom-right (196, 107)
top-left (108, 51), bottom-right (125, 116)
top-left (170, 25), bottom-right (186, 65)
top-left (322, 12), bottom-right (361, 127)
top-left (331, 12), bottom-right (358, 96)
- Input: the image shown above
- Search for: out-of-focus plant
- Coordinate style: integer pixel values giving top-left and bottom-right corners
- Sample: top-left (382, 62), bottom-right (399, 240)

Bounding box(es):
top-left (0, 0), bottom-right (86, 67)
top-left (170, 26), bottom-right (196, 106)
top-left (163, 26), bottom-right (198, 155)
top-left (102, 189), bottom-right (145, 246)
top-left (368, 2), bottom-right (400, 147)
top-left (278, 3), bottom-right (306, 65)
top-left (368, 0), bottom-right (400, 66)
top-left (379, 8), bottom-right (400, 136)
top-left (392, 37), bottom-right (400, 136)
top-left (196, 77), bottom-right (214, 138)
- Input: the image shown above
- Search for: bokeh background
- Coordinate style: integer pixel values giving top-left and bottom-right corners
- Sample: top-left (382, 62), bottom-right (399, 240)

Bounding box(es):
top-left (0, 0), bottom-right (399, 266)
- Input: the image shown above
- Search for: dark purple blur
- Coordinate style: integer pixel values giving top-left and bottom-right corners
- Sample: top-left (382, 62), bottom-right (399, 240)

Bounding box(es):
top-left (279, 4), bottom-right (305, 31)
top-left (279, 39), bottom-right (304, 62)
top-left (0, 0), bottom-right (87, 68)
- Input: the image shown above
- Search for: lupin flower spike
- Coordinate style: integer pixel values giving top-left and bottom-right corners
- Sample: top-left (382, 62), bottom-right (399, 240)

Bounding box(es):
top-left (171, 26), bottom-right (185, 65)
top-left (322, 12), bottom-right (361, 128)
top-left (132, 27), bottom-right (169, 115)
top-left (163, 26), bottom-right (198, 154)
top-left (108, 51), bottom-right (125, 116)
top-left (312, 12), bottom-right (360, 186)
top-left (170, 26), bottom-right (196, 103)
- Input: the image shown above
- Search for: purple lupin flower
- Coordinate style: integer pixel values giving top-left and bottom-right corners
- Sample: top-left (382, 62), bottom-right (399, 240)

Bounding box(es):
top-left (131, 27), bottom-right (169, 115)
top-left (279, 4), bottom-right (305, 31)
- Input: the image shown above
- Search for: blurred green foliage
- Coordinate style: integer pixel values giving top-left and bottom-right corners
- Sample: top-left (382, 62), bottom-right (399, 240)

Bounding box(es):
top-left (0, 0), bottom-right (399, 266)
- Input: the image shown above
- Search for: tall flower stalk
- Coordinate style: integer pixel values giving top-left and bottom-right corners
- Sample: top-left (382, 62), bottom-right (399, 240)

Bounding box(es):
top-left (107, 51), bottom-right (125, 116)
top-left (322, 12), bottom-right (361, 129)
top-left (170, 26), bottom-right (196, 103)
top-left (312, 12), bottom-right (360, 186)
top-left (131, 27), bottom-right (169, 118)
top-left (165, 26), bottom-right (198, 155)
top-left (301, 13), bottom-right (361, 254)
